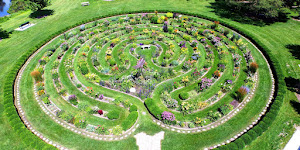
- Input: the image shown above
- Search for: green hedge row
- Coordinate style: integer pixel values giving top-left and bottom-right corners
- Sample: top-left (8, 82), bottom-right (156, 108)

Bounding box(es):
top-left (144, 98), bottom-right (163, 120)
top-left (4, 9), bottom-right (284, 149)
top-left (121, 111), bottom-right (138, 130)
top-left (107, 110), bottom-right (120, 120)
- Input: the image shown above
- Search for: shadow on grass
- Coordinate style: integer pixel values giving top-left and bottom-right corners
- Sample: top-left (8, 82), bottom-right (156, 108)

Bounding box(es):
top-left (0, 29), bottom-right (10, 39)
top-left (29, 9), bottom-right (54, 19)
top-left (290, 101), bottom-right (300, 114)
top-left (285, 77), bottom-right (300, 93)
top-left (286, 44), bottom-right (300, 60)
top-left (207, 1), bottom-right (289, 26)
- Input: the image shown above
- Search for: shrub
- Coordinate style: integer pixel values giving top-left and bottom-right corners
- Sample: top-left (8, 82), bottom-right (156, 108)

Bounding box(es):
top-left (179, 122), bottom-right (185, 127)
top-left (241, 134), bottom-right (252, 145)
top-left (121, 111), bottom-right (138, 130)
top-left (30, 70), bottom-right (42, 82)
top-left (150, 16), bottom-right (158, 24)
top-left (214, 70), bottom-right (221, 78)
top-left (179, 92), bottom-right (189, 100)
top-left (76, 84), bottom-right (82, 88)
top-left (42, 97), bottom-right (50, 104)
top-left (95, 125), bottom-right (109, 135)
top-left (112, 125), bottom-right (123, 135)
top-left (107, 110), bottom-right (119, 120)
top-left (145, 98), bottom-right (163, 120)
top-left (166, 12), bottom-right (173, 18)
top-left (78, 101), bottom-right (88, 110)
top-left (183, 34), bottom-right (191, 41)
top-left (234, 138), bottom-right (245, 149)
top-left (226, 142), bottom-right (238, 150)
top-left (68, 95), bottom-right (78, 105)
top-left (129, 105), bottom-right (137, 112)
top-left (188, 122), bottom-right (195, 128)
top-left (219, 104), bottom-right (234, 115)
top-left (249, 62), bottom-right (259, 73)
top-left (237, 86), bottom-right (250, 102)
top-left (80, 64), bottom-right (89, 75)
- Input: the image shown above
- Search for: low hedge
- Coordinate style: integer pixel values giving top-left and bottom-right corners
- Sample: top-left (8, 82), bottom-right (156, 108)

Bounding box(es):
top-left (129, 105), bottom-right (137, 112)
top-left (121, 111), bottom-right (138, 130)
top-left (144, 98), bottom-right (163, 120)
top-left (179, 92), bottom-right (189, 100)
top-left (107, 110), bottom-right (120, 120)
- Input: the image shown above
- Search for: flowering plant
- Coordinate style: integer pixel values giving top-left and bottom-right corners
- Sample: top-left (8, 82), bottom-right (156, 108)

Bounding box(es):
top-left (161, 111), bottom-right (176, 125)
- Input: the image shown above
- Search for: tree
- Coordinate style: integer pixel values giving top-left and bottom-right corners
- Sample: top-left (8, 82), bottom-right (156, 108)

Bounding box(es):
top-left (0, 27), bottom-right (9, 39)
top-left (8, 0), bottom-right (30, 13)
top-left (223, 0), bottom-right (287, 19)
top-left (28, 0), bottom-right (51, 11)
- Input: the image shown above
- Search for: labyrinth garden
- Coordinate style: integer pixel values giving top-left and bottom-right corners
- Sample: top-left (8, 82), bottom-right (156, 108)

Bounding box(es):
top-left (15, 12), bottom-right (274, 149)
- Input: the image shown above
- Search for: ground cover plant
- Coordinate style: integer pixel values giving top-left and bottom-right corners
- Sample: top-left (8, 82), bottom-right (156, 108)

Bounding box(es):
top-left (2, 0), bottom-right (297, 149)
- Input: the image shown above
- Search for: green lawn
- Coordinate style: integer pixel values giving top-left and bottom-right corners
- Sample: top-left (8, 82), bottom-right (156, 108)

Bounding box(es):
top-left (0, 0), bottom-right (299, 149)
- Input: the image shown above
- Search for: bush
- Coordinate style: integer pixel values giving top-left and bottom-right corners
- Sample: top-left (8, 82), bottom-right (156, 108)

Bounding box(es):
top-left (226, 142), bottom-right (238, 150)
top-left (30, 70), bottom-right (42, 82)
top-left (121, 111), bottom-right (138, 130)
top-left (112, 125), bottom-right (123, 135)
top-left (250, 62), bottom-right (259, 73)
top-left (68, 95), bottom-right (78, 105)
top-left (76, 84), bottom-right (82, 88)
top-left (145, 98), bottom-right (163, 120)
top-left (179, 92), bottom-right (189, 100)
top-left (80, 64), bottom-right (89, 75)
top-left (234, 138), bottom-right (245, 149)
top-left (107, 110), bottom-right (120, 120)
top-left (237, 86), bottom-right (250, 102)
top-left (241, 134), bottom-right (252, 145)
top-left (188, 122), bottom-right (195, 128)
top-left (42, 97), bottom-right (50, 104)
top-left (130, 105), bottom-right (137, 112)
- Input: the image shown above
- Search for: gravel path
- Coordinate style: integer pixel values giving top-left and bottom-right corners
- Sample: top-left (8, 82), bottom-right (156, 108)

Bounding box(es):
top-left (134, 131), bottom-right (165, 150)
top-left (283, 127), bottom-right (300, 150)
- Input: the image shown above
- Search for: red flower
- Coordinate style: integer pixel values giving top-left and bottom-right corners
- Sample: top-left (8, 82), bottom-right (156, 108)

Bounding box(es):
top-left (98, 110), bottom-right (103, 115)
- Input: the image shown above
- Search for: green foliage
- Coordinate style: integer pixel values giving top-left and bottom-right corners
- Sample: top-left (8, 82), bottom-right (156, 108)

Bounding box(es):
top-left (179, 92), bottom-right (189, 100)
top-left (112, 125), bottom-right (123, 135)
top-left (145, 98), bottom-right (163, 120)
top-left (107, 110), bottom-right (119, 120)
top-left (8, 0), bottom-right (30, 13)
top-left (28, 0), bottom-right (51, 11)
top-left (129, 105), bottom-right (137, 112)
top-left (121, 111), bottom-right (138, 130)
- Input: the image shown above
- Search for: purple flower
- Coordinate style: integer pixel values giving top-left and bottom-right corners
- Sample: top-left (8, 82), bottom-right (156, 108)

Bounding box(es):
top-left (227, 80), bottom-right (233, 84)
top-left (161, 111), bottom-right (175, 121)
top-left (241, 86), bottom-right (250, 94)
top-left (99, 94), bottom-right (104, 100)
top-left (68, 95), bottom-right (77, 101)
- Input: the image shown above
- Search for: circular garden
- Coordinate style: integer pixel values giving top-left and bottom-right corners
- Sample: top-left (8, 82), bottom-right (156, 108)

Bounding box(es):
top-left (15, 12), bottom-right (275, 149)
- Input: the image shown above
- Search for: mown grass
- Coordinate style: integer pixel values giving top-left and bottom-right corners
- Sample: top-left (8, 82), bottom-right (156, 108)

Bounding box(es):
top-left (0, 0), bottom-right (299, 149)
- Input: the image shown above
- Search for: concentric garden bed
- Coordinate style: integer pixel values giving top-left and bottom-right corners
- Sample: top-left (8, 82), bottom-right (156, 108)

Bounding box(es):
top-left (15, 12), bottom-right (274, 149)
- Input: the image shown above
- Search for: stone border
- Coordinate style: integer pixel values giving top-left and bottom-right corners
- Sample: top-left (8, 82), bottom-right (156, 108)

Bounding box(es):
top-left (205, 28), bottom-right (275, 150)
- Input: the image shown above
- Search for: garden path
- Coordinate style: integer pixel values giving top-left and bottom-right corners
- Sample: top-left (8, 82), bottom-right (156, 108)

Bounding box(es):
top-left (134, 131), bottom-right (165, 150)
top-left (283, 127), bottom-right (300, 150)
